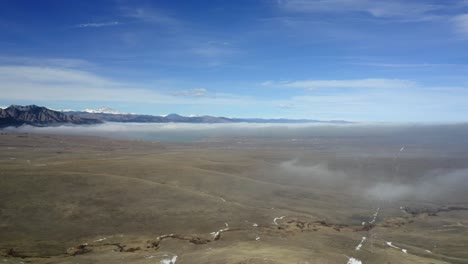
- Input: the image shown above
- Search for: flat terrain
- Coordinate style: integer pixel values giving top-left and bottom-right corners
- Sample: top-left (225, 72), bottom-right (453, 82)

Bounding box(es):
top-left (0, 132), bottom-right (467, 263)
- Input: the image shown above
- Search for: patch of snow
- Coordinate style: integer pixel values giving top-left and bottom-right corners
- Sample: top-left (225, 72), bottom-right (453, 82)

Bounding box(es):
top-left (160, 255), bottom-right (177, 264)
top-left (362, 208), bottom-right (379, 226)
top-left (386, 241), bottom-right (399, 249)
top-left (252, 223), bottom-right (258, 227)
top-left (210, 231), bottom-right (219, 239)
top-left (255, 235), bottom-right (260, 241)
top-left (273, 216), bottom-right (286, 225)
top-left (83, 107), bottom-right (126, 115)
top-left (355, 237), bottom-right (366, 251)
top-left (443, 222), bottom-right (467, 227)
top-left (220, 197), bottom-right (226, 202)
top-left (94, 237), bottom-right (107, 242)
top-left (401, 249), bottom-right (408, 254)
top-left (346, 257), bottom-right (363, 264)
top-left (400, 146), bottom-right (405, 152)
top-left (157, 234), bottom-right (174, 240)
top-left (425, 249), bottom-right (432, 253)
top-left (210, 225), bottom-right (229, 239)
top-left (367, 208), bottom-right (380, 224)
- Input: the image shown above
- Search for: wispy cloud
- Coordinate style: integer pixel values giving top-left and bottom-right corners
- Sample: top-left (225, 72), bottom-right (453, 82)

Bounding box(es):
top-left (0, 56), bottom-right (93, 68)
top-left (1, 58), bottom-right (468, 122)
top-left (189, 40), bottom-right (237, 59)
top-left (260, 80), bottom-right (275, 86)
top-left (0, 66), bottom-right (118, 87)
top-left (350, 62), bottom-right (468, 68)
top-left (191, 47), bottom-right (229, 57)
top-left (277, 0), bottom-right (441, 20)
top-left (453, 14), bottom-right (468, 38)
top-left (76, 21), bottom-right (120, 28)
top-left (265, 78), bottom-right (417, 90)
top-left (171, 88), bottom-right (208, 97)
top-left (0, 65), bottom-right (256, 107)
top-left (277, 103), bottom-right (294, 109)
top-left (121, 7), bottom-right (179, 26)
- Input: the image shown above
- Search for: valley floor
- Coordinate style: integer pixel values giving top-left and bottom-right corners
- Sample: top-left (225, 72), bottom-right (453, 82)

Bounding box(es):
top-left (0, 133), bottom-right (467, 264)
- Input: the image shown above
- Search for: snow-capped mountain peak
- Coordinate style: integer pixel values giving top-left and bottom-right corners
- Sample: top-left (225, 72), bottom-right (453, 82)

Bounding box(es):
top-left (83, 107), bottom-right (124, 114)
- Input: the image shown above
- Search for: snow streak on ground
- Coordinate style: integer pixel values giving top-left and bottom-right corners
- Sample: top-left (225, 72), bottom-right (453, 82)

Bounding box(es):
top-left (355, 237), bottom-right (366, 250)
top-left (160, 255), bottom-right (177, 264)
top-left (346, 257), bottom-right (363, 264)
top-left (273, 216), bottom-right (286, 225)
top-left (369, 208), bottom-right (380, 224)
top-left (210, 223), bottom-right (229, 239)
top-left (386, 241), bottom-right (408, 254)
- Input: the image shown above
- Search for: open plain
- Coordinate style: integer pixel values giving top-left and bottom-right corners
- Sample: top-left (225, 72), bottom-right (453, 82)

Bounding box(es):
top-left (0, 126), bottom-right (467, 264)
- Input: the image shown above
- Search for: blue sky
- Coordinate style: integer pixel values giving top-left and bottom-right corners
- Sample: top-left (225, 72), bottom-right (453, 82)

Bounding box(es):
top-left (1, 0), bottom-right (468, 122)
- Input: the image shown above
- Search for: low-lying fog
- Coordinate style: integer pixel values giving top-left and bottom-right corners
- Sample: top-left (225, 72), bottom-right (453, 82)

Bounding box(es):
top-left (3, 122), bottom-right (468, 203)
top-left (2, 122), bottom-right (468, 143)
top-left (277, 159), bottom-right (468, 203)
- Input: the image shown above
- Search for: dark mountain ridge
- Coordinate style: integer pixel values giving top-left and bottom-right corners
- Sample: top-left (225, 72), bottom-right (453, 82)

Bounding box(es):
top-left (0, 105), bottom-right (102, 128)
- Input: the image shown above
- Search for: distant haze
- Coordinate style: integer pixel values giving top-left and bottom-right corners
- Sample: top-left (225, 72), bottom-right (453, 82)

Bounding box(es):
top-left (3, 122), bottom-right (468, 203)
top-left (2, 122), bottom-right (468, 144)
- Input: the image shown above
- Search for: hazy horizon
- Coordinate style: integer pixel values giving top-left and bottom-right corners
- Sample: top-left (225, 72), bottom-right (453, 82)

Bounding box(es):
top-left (1, 0), bottom-right (468, 122)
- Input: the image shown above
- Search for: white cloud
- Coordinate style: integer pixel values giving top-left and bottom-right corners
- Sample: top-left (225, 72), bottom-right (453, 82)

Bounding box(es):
top-left (261, 80), bottom-right (274, 86)
top-left (271, 78), bottom-right (417, 90)
top-left (171, 88), bottom-right (208, 97)
top-left (191, 47), bottom-right (227, 57)
top-left (0, 66), bottom-right (118, 87)
top-left (76, 21), bottom-right (120, 28)
top-left (0, 65), bottom-right (257, 107)
top-left (351, 62), bottom-right (468, 68)
top-left (0, 56), bottom-right (92, 68)
top-left (278, 0), bottom-right (440, 20)
top-left (1, 59), bottom-right (468, 122)
top-left (122, 7), bottom-right (179, 26)
top-left (277, 103), bottom-right (294, 109)
top-left (453, 14), bottom-right (468, 38)
top-left (189, 41), bottom-right (238, 59)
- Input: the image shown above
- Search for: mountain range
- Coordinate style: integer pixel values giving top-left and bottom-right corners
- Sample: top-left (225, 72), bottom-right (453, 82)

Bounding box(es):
top-left (65, 109), bottom-right (351, 124)
top-left (0, 105), bottom-right (102, 128)
top-left (0, 105), bottom-right (352, 128)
